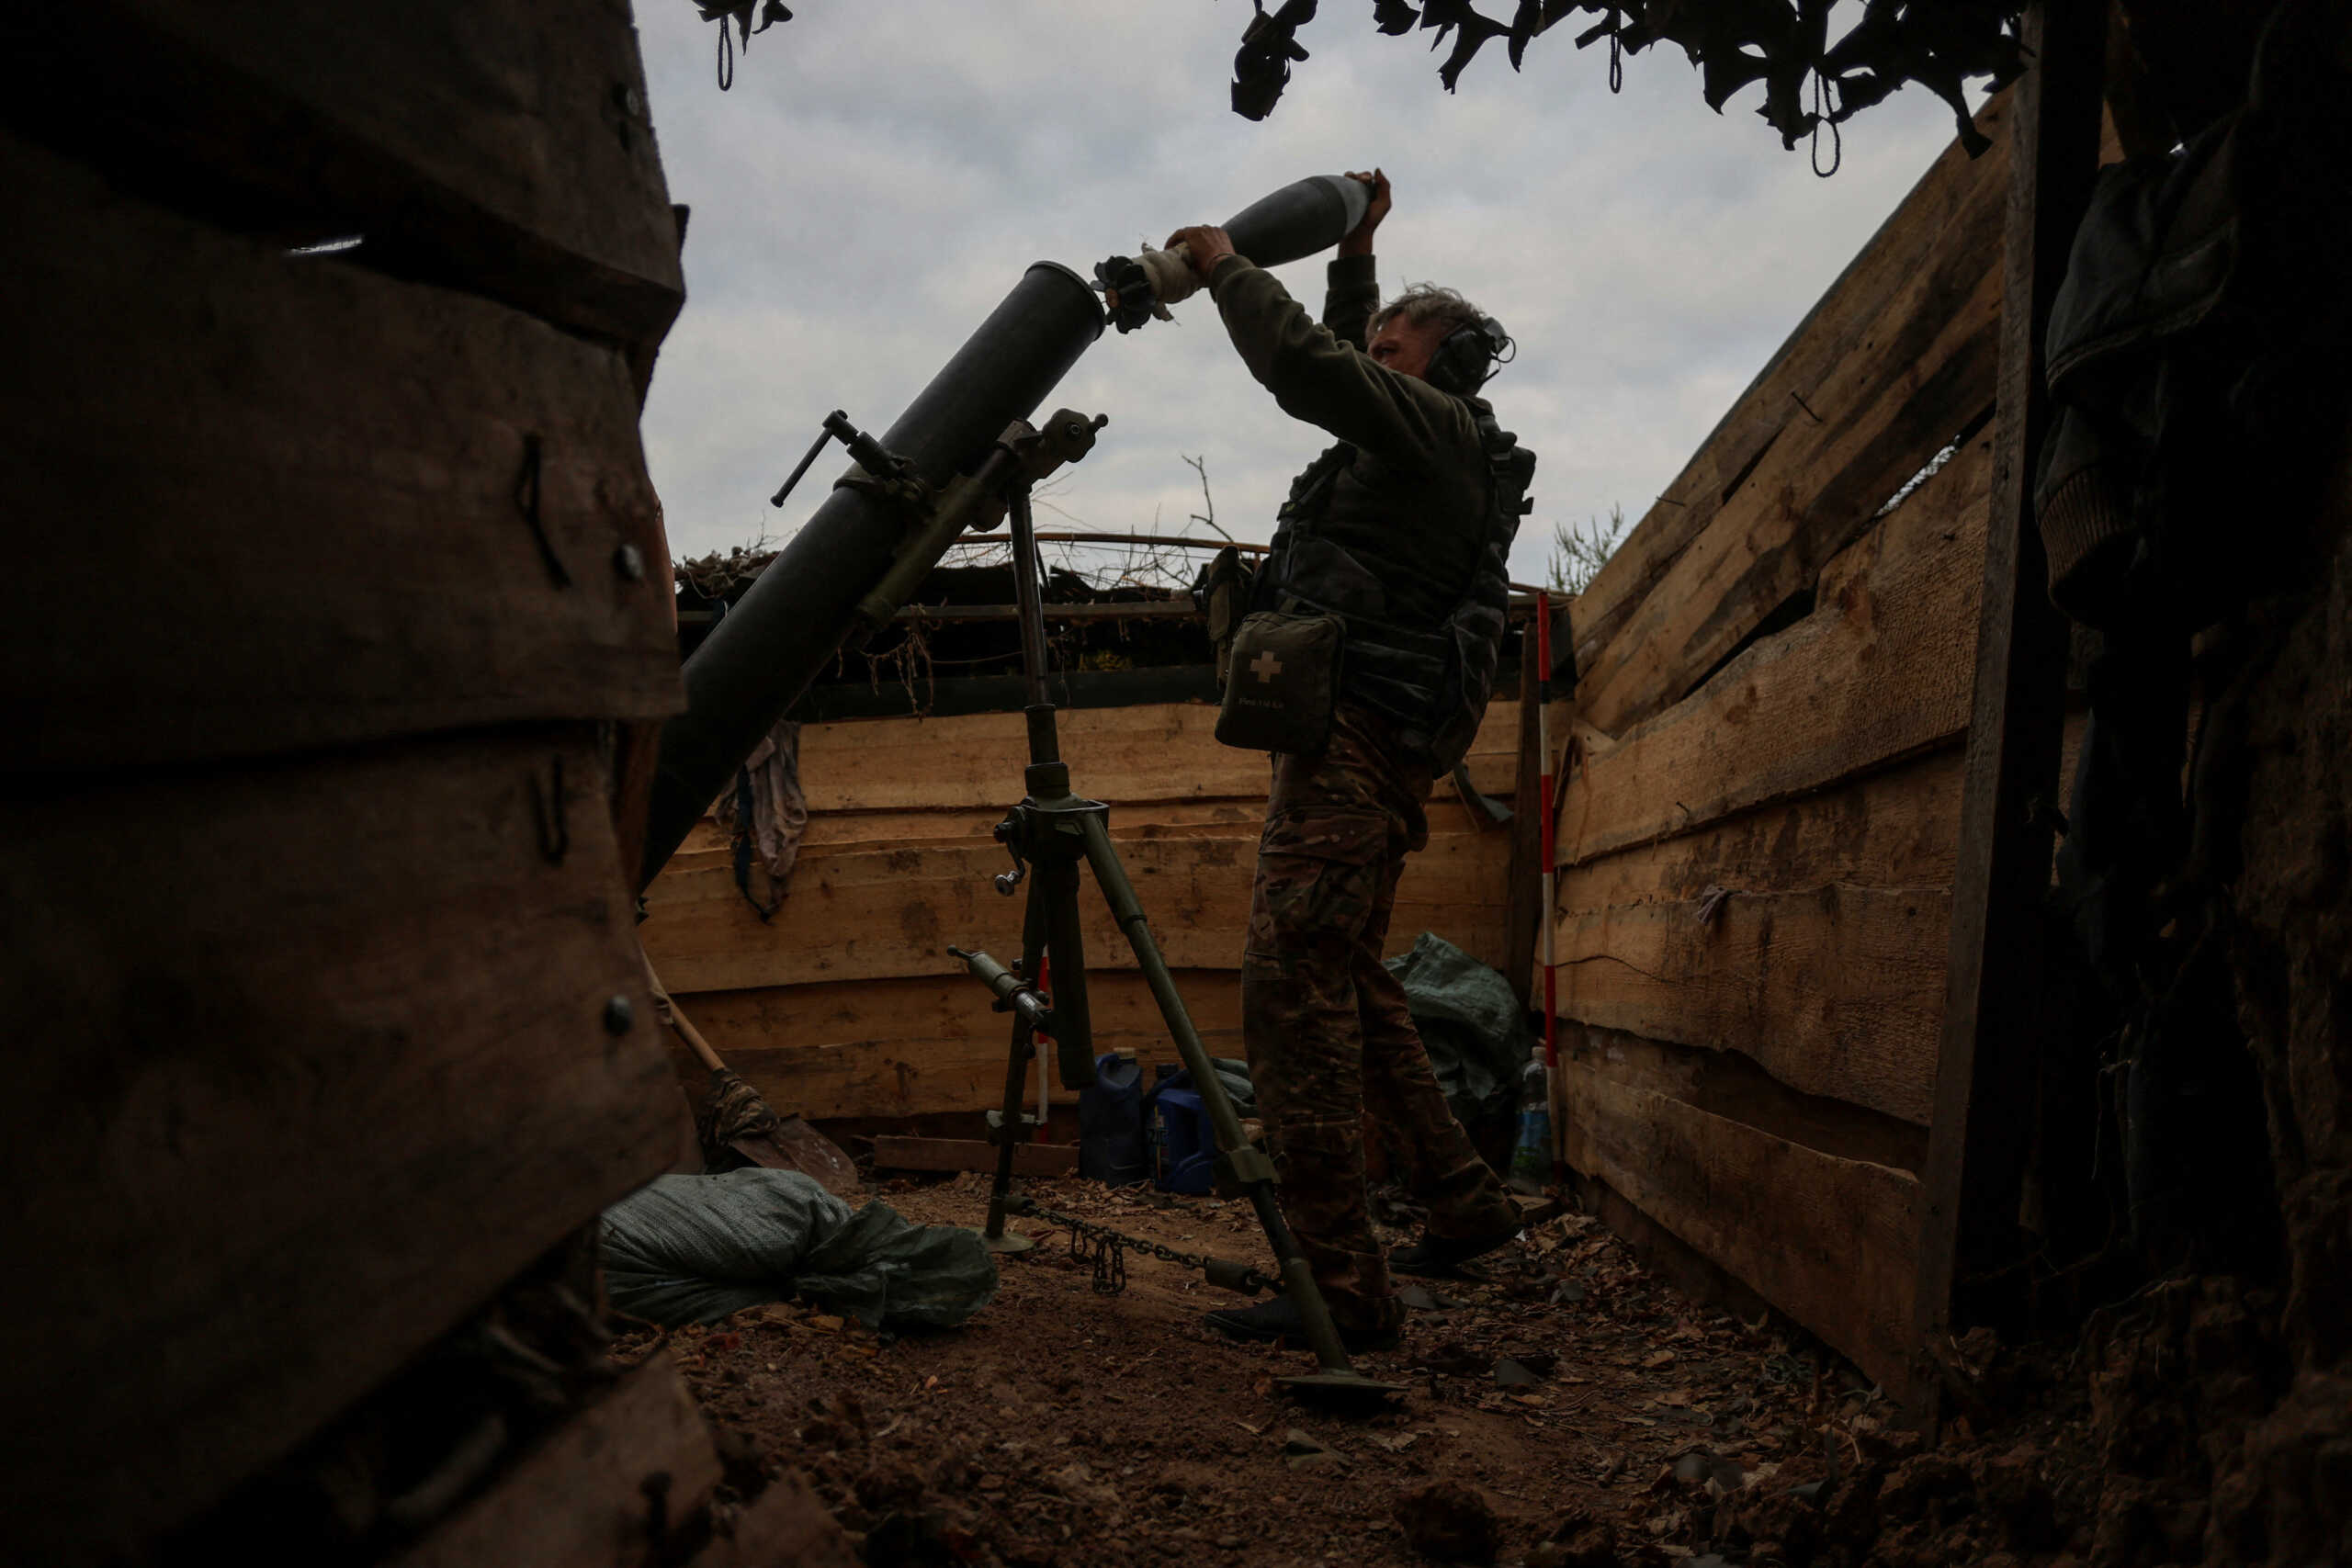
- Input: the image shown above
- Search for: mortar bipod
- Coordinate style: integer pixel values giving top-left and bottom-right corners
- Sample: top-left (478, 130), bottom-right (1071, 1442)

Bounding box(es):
top-left (941, 433), bottom-right (1403, 1409)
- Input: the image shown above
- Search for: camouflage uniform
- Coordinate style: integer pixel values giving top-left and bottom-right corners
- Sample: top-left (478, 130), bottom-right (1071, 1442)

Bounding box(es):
top-left (1241, 702), bottom-right (1522, 1332)
top-left (1206, 249), bottom-right (1527, 1334)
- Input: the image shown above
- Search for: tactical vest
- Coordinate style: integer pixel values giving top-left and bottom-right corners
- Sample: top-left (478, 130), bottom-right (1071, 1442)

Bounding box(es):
top-left (1251, 395), bottom-right (1536, 773)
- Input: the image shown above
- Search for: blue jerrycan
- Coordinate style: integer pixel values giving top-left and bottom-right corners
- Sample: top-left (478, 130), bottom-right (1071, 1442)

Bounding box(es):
top-left (1143, 1067), bottom-right (1218, 1194)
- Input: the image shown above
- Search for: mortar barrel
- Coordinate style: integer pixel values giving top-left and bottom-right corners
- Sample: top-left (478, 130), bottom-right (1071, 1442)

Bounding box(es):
top-left (639, 261), bottom-right (1105, 886)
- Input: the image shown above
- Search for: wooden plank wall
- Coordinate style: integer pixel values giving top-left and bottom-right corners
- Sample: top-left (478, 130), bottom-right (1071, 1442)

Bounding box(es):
top-left (0, 6), bottom-right (687, 1558)
top-left (641, 699), bottom-right (1523, 1120)
top-left (1546, 105), bottom-right (2025, 1397)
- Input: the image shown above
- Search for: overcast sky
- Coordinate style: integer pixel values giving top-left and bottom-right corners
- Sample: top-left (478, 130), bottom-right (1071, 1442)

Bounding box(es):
top-left (631, 2), bottom-right (1967, 589)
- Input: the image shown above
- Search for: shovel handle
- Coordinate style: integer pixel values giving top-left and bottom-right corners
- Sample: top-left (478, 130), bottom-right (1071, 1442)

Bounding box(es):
top-left (670, 1007), bottom-right (729, 1076)
top-left (643, 955), bottom-right (729, 1075)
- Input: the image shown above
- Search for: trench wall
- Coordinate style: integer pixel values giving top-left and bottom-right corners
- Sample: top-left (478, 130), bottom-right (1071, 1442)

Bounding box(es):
top-left (1544, 99), bottom-right (2038, 1394)
top-left (0, 4), bottom-right (690, 1552)
top-left (641, 698), bottom-right (1524, 1122)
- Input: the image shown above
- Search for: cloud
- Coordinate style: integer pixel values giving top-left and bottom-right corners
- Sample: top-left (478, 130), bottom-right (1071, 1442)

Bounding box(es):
top-left (633, 2), bottom-right (1965, 586)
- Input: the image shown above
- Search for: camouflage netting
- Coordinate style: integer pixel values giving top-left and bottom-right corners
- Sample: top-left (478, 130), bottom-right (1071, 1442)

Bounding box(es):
top-left (1227, 1), bottom-right (2023, 162)
top-left (689, 1), bottom-right (2025, 165)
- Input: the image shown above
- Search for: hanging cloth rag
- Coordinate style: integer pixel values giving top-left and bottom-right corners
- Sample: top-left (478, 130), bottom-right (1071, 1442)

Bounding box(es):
top-left (711, 714), bottom-right (809, 919)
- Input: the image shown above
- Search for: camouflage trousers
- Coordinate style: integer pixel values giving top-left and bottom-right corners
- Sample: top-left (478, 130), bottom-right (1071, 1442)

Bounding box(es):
top-left (1241, 704), bottom-right (1521, 1332)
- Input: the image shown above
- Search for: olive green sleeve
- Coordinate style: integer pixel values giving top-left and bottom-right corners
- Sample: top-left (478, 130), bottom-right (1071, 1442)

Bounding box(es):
top-left (1208, 254), bottom-right (1473, 470)
top-left (1322, 253), bottom-right (1380, 348)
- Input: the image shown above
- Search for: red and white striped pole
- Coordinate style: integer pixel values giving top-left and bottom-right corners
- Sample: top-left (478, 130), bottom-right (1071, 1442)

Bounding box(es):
top-left (1535, 592), bottom-right (1559, 1075)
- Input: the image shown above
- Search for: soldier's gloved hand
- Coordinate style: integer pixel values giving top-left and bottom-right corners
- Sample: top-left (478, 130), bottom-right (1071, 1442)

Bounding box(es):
top-left (1163, 224), bottom-right (1238, 284)
top-left (1339, 168), bottom-right (1390, 257)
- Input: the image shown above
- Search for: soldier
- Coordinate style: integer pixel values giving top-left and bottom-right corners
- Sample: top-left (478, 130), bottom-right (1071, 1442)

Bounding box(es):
top-left (1165, 170), bottom-right (1537, 1351)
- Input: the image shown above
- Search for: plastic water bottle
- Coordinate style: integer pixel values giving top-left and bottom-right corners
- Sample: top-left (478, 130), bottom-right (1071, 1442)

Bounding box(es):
top-left (1509, 1048), bottom-right (1552, 1193)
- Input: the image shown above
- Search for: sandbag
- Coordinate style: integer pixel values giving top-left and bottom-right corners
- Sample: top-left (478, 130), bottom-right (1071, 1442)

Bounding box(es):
top-left (600, 1168), bottom-right (998, 1329)
top-left (1385, 931), bottom-right (1530, 1129)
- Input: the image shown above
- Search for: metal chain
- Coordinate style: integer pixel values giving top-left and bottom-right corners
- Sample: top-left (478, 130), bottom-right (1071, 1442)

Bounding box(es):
top-left (1006, 1196), bottom-right (1277, 1296)
top-left (1073, 1222), bottom-right (1125, 1295)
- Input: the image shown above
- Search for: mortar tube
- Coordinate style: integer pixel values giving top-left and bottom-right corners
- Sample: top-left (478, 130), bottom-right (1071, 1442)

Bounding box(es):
top-left (1077, 813), bottom-right (1358, 1376)
top-left (639, 262), bottom-right (1104, 888)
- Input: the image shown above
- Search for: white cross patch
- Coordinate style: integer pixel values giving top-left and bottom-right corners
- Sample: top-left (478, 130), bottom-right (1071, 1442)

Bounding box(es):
top-left (1250, 649), bottom-right (1284, 683)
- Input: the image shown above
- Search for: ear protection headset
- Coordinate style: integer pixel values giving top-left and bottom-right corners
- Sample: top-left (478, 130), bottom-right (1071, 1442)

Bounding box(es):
top-left (1425, 315), bottom-right (1514, 397)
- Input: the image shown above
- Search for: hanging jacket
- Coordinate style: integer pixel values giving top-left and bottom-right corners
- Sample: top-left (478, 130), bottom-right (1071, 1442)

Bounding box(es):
top-left (2034, 1), bottom-right (2352, 629)
top-left (1210, 253), bottom-right (1536, 773)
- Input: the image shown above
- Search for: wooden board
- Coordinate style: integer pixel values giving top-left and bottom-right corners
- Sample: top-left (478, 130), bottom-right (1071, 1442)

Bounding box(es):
top-left (1562, 1021), bottom-right (1928, 1174)
top-left (1554, 747), bottom-right (1964, 913)
top-left (871, 1136), bottom-right (1080, 1178)
top-left (1574, 197), bottom-right (2002, 737)
top-left (0, 0), bottom-right (683, 352)
top-left (0, 729), bottom-right (683, 1557)
top-left (1547, 748), bottom-right (1963, 1124)
top-left (1559, 1063), bottom-right (1919, 1394)
top-left (1557, 434), bottom-right (1991, 868)
top-left (673, 970), bottom-right (1248, 1122)
top-left (641, 820), bottom-right (1512, 993)
top-left (793, 700), bottom-right (1523, 814)
top-left (1, 130), bottom-right (682, 771)
top-left (1914, 0), bottom-right (2111, 1416)
top-left (394, 1353), bottom-right (721, 1568)
top-left (1567, 96), bottom-right (2011, 699)
top-left (645, 697), bottom-right (1525, 1120)
top-left (1556, 882), bottom-right (1950, 1126)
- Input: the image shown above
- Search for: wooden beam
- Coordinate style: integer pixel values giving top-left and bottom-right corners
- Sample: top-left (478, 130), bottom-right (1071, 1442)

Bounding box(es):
top-left (787, 701), bottom-right (1521, 815)
top-left (642, 824), bottom-right (1510, 992)
top-left (1912, 0), bottom-right (2110, 1417)
top-left (1557, 882), bottom-right (1951, 1125)
top-left (1562, 1020), bottom-right (1929, 1175)
top-left (0, 729), bottom-right (682, 1556)
top-left (1557, 746), bottom-right (1965, 908)
top-left (871, 1136), bottom-right (1079, 1178)
top-left (1573, 154), bottom-right (2008, 738)
top-left (1, 130), bottom-right (682, 772)
top-left (1561, 1063), bottom-right (1920, 1396)
top-left (1567, 96), bottom-right (2013, 705)
top-left (1551, 752), bottom-right (1968, 1128)
top-left (0, 1), bottom-right (684, 353)
top-left (1557, 436), bottom-right (1991, 867)
top-left (644, 701), bottom-right (1523, 994)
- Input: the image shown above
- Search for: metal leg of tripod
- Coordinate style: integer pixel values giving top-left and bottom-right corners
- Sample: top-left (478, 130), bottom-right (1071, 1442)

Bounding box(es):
top-left (978, 891), bottom-right (1049, 1254)
top-left (967, 480), bottom-right (1102, 1250)
top-left (1078, 815), bottom-right (1405, 1404)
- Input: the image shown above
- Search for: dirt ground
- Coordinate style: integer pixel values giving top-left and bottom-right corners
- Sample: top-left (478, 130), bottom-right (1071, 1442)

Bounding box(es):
top-left (616, 1171), bottom-right (1918, 1567)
